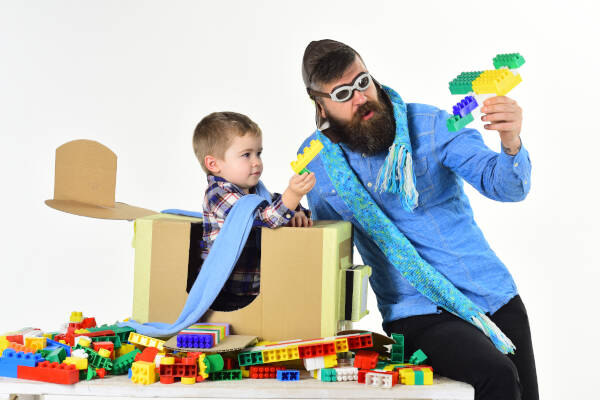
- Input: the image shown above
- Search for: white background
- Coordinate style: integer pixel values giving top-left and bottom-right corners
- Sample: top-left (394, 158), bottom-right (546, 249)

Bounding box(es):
top-left (1, 1), bottom-right (599, 398)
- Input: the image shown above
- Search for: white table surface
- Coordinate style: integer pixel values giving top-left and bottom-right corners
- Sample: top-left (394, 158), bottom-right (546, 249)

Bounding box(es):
top-left (0, 373), bottom-right (474, 400)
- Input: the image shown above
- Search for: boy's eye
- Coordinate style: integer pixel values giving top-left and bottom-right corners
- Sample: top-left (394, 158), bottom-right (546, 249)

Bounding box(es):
top-left (257, 151), bottom-right (262, 157)
top-left (242, 153), bottom-right (250, 158)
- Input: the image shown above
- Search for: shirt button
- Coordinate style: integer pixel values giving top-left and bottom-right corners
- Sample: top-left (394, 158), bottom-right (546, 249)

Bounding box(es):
top-left (331, 189), bottom-right (336, 194)
top-left (362, 153), bottom-right (367, 158)
top-left (367, 182), bottom-right (373, 187)
top-left (524, 180), bottom-right (528, 185)
top-left (514, 162), bottom-right (519, 167)
top-left (286, 214), bottom-right (291, 219)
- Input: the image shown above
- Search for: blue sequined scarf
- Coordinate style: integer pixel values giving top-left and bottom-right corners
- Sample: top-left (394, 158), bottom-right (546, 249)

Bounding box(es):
top-left (317, 85), bottom-right (515, 354)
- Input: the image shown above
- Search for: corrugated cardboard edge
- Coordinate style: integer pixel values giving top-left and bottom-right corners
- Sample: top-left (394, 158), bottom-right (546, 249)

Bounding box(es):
top-left (163, 334), bottom-right (258, 353)
top-left (337, 329), bottom-right (395, 354)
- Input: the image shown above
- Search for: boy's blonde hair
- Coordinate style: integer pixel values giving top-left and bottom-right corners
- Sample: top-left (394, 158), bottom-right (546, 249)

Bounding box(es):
top-left (193, 112), bottom-right (262, 174)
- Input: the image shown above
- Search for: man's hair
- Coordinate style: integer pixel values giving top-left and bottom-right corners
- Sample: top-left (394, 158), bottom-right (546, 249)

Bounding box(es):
top-left (302, 39), bottom-right (363, 91)
top-left (192, 111), bottom-right (261, 174)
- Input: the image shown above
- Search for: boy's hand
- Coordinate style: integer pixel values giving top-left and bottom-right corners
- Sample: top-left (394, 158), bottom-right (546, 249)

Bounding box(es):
top-left (481, 96), bottom-right (523, 155)
top-left (287, 210), bottom-right (313, 227)
top-left (289, 172), bottom-right (316, 196)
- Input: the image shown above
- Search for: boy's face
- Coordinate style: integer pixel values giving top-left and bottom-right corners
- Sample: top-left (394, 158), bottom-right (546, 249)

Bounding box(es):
top-left (215, 133), bottom-right (263, 193)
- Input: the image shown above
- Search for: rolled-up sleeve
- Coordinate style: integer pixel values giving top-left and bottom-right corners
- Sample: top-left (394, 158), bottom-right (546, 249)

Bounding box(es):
top-left (435, 109), bottom-right (531, 202)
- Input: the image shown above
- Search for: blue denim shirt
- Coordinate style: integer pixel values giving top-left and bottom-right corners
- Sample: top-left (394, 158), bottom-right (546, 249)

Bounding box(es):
top-left (298, 103), bottom-right (531, 323)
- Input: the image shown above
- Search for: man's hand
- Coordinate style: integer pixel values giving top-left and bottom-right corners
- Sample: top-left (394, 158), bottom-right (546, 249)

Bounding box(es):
top-left (481, 96), bottom-right (522, 155)
top-left (287, 210), bottom-right (313, 227)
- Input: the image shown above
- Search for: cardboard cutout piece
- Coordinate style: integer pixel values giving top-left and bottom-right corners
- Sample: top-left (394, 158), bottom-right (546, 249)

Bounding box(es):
top-left (45, 139), bottom-right (156, 220)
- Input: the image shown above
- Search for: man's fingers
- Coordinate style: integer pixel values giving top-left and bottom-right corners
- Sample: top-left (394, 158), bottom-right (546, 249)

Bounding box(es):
top-left (481, 103), bottom-right (516, 114)
top-left (482, 112), bottom-right (515, 122)
top-left (483, 96), bottom-right (516, 106)
top-left (484, 122), bottom-right (519, 131)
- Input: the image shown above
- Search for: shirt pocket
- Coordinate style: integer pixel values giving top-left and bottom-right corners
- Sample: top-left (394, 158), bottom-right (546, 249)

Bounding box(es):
top-left (413, 156), bottom-right (434, 207)
top-left (324, 192), bottom-right (355, 221)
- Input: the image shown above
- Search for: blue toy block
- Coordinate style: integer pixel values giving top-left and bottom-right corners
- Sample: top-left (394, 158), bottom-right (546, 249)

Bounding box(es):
top-left (127, 368), bottom-right (132, 378)
top-left (46, 338), bottom-right (71, 356)
top-left (452, 96), bottom-right (478, 118)
top-left (0, 349), bottom-right (45, 378)
top-left (177, 334), bottom-right (213, 349)
top-left (276, 369), bottom-right (300, 381)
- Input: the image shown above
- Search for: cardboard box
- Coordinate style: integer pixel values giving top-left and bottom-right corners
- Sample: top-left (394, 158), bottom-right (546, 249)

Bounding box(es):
top-left (132, 215), bottom-right (368, 341)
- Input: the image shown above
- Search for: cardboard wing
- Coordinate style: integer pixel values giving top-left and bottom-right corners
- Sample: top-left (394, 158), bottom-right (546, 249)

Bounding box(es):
top-left (45, 139), bottom-right (156, 220)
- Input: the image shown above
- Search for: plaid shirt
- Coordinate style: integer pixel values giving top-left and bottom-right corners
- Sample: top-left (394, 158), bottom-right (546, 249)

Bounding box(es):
top-left (201, 175), bottom-right (309, 296)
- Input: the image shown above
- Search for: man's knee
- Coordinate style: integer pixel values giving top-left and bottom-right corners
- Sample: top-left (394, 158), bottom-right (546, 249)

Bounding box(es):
top-left (476, 357), bottom-right (521, 400)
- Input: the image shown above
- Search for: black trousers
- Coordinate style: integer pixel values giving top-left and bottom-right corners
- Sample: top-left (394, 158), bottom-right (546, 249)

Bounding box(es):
top-left (383, 295), bottom-right (539, 400)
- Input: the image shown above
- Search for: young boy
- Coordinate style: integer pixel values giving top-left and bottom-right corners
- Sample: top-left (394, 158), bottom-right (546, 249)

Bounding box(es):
top-left (192, 111), bottom-right (316, 311)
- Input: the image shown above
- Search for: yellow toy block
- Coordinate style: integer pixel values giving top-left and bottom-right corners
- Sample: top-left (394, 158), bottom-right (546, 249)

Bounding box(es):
top-left (181, 376), bottom-right (196, 384)
top-left (291, 139), bottom-right (324, 174)
top-left (334, 338), bottom-right (349, 353)
top-left (74, 329), bottom-right (90, 334)
top-left (323, 354), bottom-right (338, 368)
top-left (0, 337), bottom-right (9, 353)
top-left (76, 337), bottom-right (91, 347)
top-left (24, 337), bottom-right (46, 351)
top-left (422, 369), bottom-right (433, 385)
top-left (69, 311), bottom-right (83, 323)
top-left (98, 348), bottom-right (111, 358)
top-left (128, 332), bottom-right (165, 351)
top-left (399, 368), bottom-right (415, 385)
top-left (64, 357), bottom-right (88, 370)
top-left (471, 69), bottom-right (522, 96)
top-left (131, 361), bottom-right (158, 385)
top-left (198, 354), bottom-right (208, 380)
top-left (115, 343), bottom-right (136, 358)
top-left (241, 366), bottom-right (250, 378)
top-left (42, 333), bottom-right (53, 340)
top-left (160, 356), bottom-right (175, 365)
top-left (261, 345), bottom-right (300, 363)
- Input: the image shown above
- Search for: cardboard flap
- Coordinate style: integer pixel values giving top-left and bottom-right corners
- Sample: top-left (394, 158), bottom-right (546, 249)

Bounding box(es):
top-left (46, 139), bottom-right (157, 220)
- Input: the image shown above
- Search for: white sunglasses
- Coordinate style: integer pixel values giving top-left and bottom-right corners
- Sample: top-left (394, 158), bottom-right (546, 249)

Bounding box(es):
top-left (307, 72), bottom-right (372, 102)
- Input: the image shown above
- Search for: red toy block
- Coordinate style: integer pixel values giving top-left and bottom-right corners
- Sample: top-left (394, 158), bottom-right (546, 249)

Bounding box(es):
top-left (223, 357), bottom-right (238, 370)
top-left (135, 347), bottom-right (158, 363)
top-left (346, 333), bottom-right (373, 350)
top-left (81, 317), bottom-right (97, 329)
top-left (357, 369), bottom-right (368, 384)
top-left (158, 356), bottom-right (198, 384)
top-left (6, 335), bottom-right (23, 344)
top-left (249, 365), bottom-right (285, 379)
top-left (17, 361), bottom-right (79, 385)
top-left (353, 350), bottom-right (378, 370)
top-left (92, 342), bottom-right (114, 359)
top-left (298, 341), bottom-right (336, 358)
top-left (96, 368), bottom-right (106, 378)
top-left (53, 334), bottom-right (67, 343)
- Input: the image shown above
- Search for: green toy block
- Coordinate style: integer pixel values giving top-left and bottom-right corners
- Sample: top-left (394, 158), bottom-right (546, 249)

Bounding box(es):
top-left (321, 368), bottom-right (337, 382)
top-left (204, 354), bottom-right (224, 373)
top-left (40, 347), bottom-right (67, 364)
top-left (79, 366), bottom-right (97, 381)
top-left (414, 370), bottom-right (424, 385)
top-left (73, 344), bottom-right (113, 371)
top-left (493, 53), bottom-right (525, 70)
top-left (446, 112), bottom-right (474, 132)
top-left (210, 369), bottom-right (242, 381)
top-left (391, 333), bottom-right (404, 363)
top-left (111, 348), bottom-right (141, 375)
top-left (375, 361), bottom-right (388, 369)
top-left (449, 71), bottom-right (483, 95)
top-left (408, 349), bottom-right (428, 365)
top-left (238, 351), bottom-right (263, 367)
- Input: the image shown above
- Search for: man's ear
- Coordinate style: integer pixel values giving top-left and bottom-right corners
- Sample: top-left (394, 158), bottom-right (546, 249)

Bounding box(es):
top-left (317, 100), bottom-right (327, 119)
top-left (204, 155), bottom-right (220, 174)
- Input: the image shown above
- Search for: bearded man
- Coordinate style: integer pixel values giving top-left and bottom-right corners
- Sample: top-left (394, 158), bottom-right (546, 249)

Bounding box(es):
top-left (298, 39), bottom-right (538, 400)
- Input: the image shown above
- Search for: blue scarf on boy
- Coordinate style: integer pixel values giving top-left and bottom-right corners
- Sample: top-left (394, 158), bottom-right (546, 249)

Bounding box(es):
top-left (316, 85), bottom-right (515, 354)
top-left (119, 182), bottom-right (272, 337)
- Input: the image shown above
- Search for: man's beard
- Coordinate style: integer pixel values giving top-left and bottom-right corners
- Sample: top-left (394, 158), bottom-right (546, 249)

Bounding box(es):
top-left (324, 92), bottom-right (395, 155)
